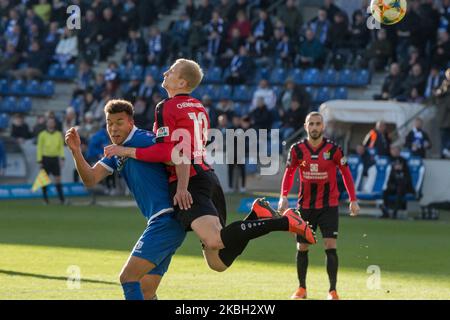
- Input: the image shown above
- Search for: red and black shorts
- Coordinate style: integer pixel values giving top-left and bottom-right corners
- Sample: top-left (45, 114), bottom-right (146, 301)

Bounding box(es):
top-left (296, 206), bottom-right (339, 243)
top-left (169, 169), bottom-right (227, 231)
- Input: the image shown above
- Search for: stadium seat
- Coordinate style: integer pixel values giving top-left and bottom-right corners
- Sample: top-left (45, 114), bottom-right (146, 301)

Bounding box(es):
top-left (218, 85), bottom-right (232, 100)
top-left (191, 85), bottom-right (204, 100)
top-left (71, 96), bottom-right (83, 114)
top-left (233, 102), bottom-right (250, 117)
top-left (18, 97), bottom-right (32, 113)
top-left (41, 81), bottom-right (55, 96)
top-left (47, 64), bottom-right (61, 79)
top-left (0, 79), bottom-right (9, 95)
top-left (337, 69), bottom-right (354, 86)
top-left (204, 84), bottom-right (219, 101)
top-left (301, 68), bottom-right (321, 85)
top-left (0, 113), bottom-right (9, 129)
top-left (10, 80), bottom-right (26, 95)
top-left (334, 87), bottom-right (348, 100)
top-left (253, 67), bottom-right (270, 84)
top-left (1, 97), bottom-right (17, 113)
top-left (63, 64), bottom-right (77, 79)
top-left (145, 65), bottom-right (160, 81)
top-left (316, 87), bottom-right (331, 103)
top-left (407, 156), bottom-right (425, 199)
top-left (347, 154), bottom-right (364, 191)
top-left (355, 69), bottom-right (371, 86)
top-left (131, 65), bottom-right (144, 80)
top-left (269, 67), bottom-right (287, 85)
top-left (26, 80), bottom-right (41, 96)
top-left (205, 67), bottom-right (222, 84)
top-left (118, 64), bottom-right (130, 81)
top-left (357, 156), bottom-right (391, 200)
top-left (305, 86), bottom-right (316, 103)
top-left (288, 68), bottom-right (303, 84)
top-left (232, 85), bottom-right (253, 102)
top-left (321, 69), bottom-right (338, 86)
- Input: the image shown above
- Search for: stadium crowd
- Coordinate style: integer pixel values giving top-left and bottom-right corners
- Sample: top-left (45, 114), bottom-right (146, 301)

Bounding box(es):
top-left (0, 0), bottom-right (449, 193)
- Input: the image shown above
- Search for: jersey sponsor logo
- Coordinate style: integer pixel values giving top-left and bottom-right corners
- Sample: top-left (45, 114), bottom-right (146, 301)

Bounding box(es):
top-left (340, 156), bottom-right (347, 166)
top-left (300, 160), bottom-right (307, 167)
top-left (310, 163), bottom-right (319, 172)
top-left (176, 102), bottom-right (204, 109)
top-left (323, 152), bottom-right (331, 160)
top-left (156, 126), bottom-right (170, 138)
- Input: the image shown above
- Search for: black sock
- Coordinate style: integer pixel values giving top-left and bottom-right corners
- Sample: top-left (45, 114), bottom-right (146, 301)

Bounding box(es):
top-left (325, 249), bottom-right (338, 292)
top-left (297, 250), bottom-right (309, 289)
top-left (42, 186), bottom-right (49, 203)
top-left (218, 217), bottom-right (289, 267)
top-left (56, 183), bottom-right (65, 202)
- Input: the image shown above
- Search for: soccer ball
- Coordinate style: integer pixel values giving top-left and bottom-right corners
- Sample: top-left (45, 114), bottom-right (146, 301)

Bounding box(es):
top-left (370, 0), bottom-right (407, 25)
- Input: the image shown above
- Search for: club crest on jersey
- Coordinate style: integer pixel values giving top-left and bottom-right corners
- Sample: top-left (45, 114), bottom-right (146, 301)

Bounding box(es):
top-left (156, 126), bottom-right (169, 138)
top-left (323, 152), bottom-right (331, 160)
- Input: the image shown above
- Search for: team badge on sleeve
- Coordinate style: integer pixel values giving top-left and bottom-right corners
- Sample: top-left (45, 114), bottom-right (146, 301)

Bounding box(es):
top-left (323, 152), bottom-right (331, 160)
top-left (156, 126), bottom-right (169, 138)
top-left (340, 156), bottom-right (348, 166)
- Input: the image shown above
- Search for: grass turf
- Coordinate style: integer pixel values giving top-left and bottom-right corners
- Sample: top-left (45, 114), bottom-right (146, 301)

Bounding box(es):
top-left (0, 195), bottom-right (449, 300)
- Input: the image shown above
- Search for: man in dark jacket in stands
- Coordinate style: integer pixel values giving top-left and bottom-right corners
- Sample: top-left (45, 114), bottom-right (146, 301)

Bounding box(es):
top-left (381, 146), bottom-right (414, 219)
top-left (404, 117), bottom-right (432, 158)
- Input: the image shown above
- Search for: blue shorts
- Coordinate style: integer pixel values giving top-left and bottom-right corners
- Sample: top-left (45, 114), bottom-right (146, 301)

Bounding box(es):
top-left (131, 211), bottom-right (186, 276)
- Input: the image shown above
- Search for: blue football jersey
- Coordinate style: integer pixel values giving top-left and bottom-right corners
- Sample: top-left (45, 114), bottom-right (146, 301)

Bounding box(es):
top-left (99, 127), bottom-right (172, 221)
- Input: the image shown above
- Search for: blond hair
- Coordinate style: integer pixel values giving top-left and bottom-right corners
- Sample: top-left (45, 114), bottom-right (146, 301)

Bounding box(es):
top-left (175, 59), bottom-right (204, 92)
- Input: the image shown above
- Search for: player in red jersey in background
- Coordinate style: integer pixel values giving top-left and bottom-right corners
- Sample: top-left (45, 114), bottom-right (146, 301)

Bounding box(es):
top-left (105, 59), bottom-right (316, 274)
top-left (278, 112), bottom-right (360, 300)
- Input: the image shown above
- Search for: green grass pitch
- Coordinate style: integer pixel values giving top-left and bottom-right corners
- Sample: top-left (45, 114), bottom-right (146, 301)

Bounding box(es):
top-left (0, 194), bottom-right (449, 300)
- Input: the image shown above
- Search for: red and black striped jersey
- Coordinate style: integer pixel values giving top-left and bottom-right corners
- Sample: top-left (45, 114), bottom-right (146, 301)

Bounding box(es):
top-left (281, 138), bottom-right (357, 209)
top-left (136, 93), bottom-right (211, 183)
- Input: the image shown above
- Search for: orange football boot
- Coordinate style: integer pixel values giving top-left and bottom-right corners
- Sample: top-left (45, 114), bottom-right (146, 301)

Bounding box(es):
top-left (327, 290), bottom-right (340, 300)
top-left (251, 198), bottom-right (280, 219)
top-left (282, 209), bottom-right (317, 244)
top-left (291, 287), bottom-right (307, 300)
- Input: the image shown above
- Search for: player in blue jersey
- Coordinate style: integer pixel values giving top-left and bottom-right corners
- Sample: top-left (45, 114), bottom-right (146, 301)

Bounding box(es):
top-left (65, 99), bottom-right (186, 300)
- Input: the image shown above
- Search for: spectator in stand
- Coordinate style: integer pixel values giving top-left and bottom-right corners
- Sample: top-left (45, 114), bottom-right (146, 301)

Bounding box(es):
top-left (400, 46), bottom-right (426, 77)
top-left (123, 75), bottom-right (141, 104)
top-left (203, 30), bottom-right (225, 68)
top-left (277, 0), bottom-right (303, 37)
top-left (355, 144), bottom-right (375, 178)
top-left (280, 99), bottom-right (306, 141)
top-left (249, 97), bottom-right (272, 131)
top-left (187, 20), bottom-right (206, 59)
top-left (78, 111), bottom-right (99, 141)
top-left (227, 115), bottom-right (247, 193)
top-left (169, 12), bottom-right (191, 56)
top-left (272, 29), bottom-right (293, 68)
top-left (54, 28), bottom-right (78, 67)
top-left (431, 29), bottom-right (450, 70)
top-left (62, 107), bottom-right (78, 135)
top-left (244, 33), bottom-right (270, 67)
top-left (405, 117), bottom-right (432, 158)
top-left (78, 9), bottom-right (99, 63)
top-left (424, 66), bottom-right (443, 98)
top-left (137, 0), bottom-right (156, 32)
top-left (363, 121), bottom-right (391, 156)
top-left (365, 28), bottom-right (393, 72)
top-left (0, 136), bottom-right (6, 177)
top-left (123, 29), bottom-right (146, 66)
top-left (43, 22), bottom-right (61, 58)
top-left (381, 145), bottom-right (414, 219)
top-left (215, 97), bottom-right (235, 123)
top-left (203, 95), bottom-right (219, 128)
top-left (93, 73), bottom-right (106, 100)
top-left (33, 0), bottom-right (52, 24)
top-left (251, 79), bottom-right (276, 111)
top-left (10, 40), bottom-right (47, 80)
top-left (328, 10), bottom-right (350, 69)
top-left (278, 78), bottom-right (311, 115)
top-left (433, 68), bottom-right (450, 158)
top-left (195, 0), bottom-right (214, 25)
top-left (349, 10), bottom-right (370, 60)
top-left (225, 45), bottom-right (253, 85)
top-left (252, 9), bottom-right (273, 42)
top-left (216, 0), bottom-right (234, 23)
top-left (229, 10), bottom-right (251, 40)
top-left (416, 0), bottom-right (440, 56)
top-left (80, 91), bottom-right (97, 115)
top-left (147, 26), bottom-right (167, 66)
top-left (228, 0), bottom-right (249, 26)
top-left (401, 63), bottom-right (426, 100)
top-left (374, 63), bottom-right (404, 100)
top-left (296, 28), bottom-right (325, 68)
top-left (395, 3), bottom-right (422, 63)
top-left (24, 8), bottom-right (44, 36)
top-left (97, 7), bottom-right (119, 61)
top-left (407, 87), bottom-right (425, 103)
top-left (138, 75), bottom-right (158, 104)
top-left (0, 43), bottom-right (20, 77)
top-left (324, 0), bottom-right (342, 22)
top-left (185, 0), bottom-right (197, 20)
top-left (11, 114), bottom-right (32, 143)
top-left (120, 0), bottom-right (139, 38)
top-left (133, 97), bottom-right (152, 130)
top-left (308, 7), bottom-right (330, 45)
top-left (32, 115), bottom-right (47, 138)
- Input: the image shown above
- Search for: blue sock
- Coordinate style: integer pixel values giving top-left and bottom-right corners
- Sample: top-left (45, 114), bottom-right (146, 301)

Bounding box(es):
top-left (121, 281), bottom-right (144, 300)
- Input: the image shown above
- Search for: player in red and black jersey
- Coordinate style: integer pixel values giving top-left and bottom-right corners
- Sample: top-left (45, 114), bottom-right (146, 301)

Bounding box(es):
top-left (278, 112), bottom-right (360, 300)
top-left (105, 59), bottom-right (316, 275)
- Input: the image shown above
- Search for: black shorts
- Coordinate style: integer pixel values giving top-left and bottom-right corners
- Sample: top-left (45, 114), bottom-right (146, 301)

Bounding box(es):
top-left (296, 206), bottom-right (339, 243)
top-left (42, 156), bottom-right (61, 177)
top-left (169, 170), bottom-right (227, 231)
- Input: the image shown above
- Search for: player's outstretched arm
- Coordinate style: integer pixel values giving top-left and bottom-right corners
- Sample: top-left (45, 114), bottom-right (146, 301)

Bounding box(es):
top-left (104, 143), bottom-right (173, 164)
top-left (65, 127), bottom-right (109, 187)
